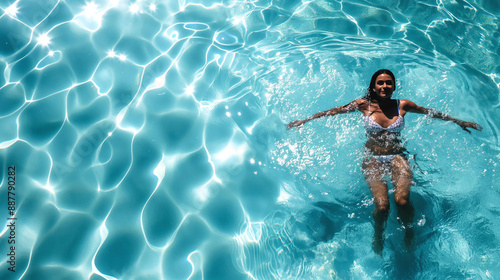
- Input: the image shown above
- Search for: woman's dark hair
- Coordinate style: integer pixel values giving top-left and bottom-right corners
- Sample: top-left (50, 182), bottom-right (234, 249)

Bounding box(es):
top-left (363, 69), bottom-right (396, 101)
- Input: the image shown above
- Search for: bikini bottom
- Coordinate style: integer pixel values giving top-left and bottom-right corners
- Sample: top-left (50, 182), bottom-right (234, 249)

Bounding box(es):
top-left (367, 153), bottom-right (404, 164)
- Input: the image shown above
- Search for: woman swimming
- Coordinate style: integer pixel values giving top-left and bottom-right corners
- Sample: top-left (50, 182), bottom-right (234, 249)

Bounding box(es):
top-left (286, 69), bottom-right (482, 255)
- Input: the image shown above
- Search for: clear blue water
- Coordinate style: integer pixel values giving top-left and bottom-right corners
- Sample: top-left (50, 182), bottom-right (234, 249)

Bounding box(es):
top-left (0, 0), bottom-right (499, 279)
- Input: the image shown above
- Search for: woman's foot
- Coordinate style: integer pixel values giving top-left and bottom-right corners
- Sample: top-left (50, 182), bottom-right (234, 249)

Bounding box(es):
top-left (372, 231), bottom-right (384, 256)
top-left (404, 226), bottom-right (414, 252)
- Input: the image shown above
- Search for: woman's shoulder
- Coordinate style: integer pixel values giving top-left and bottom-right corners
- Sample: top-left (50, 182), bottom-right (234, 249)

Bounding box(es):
top-left (353, 98), bottom-right (367, 105)
top-left (399, 99), bottom-right (417, 108)
top-left (398, 99), bottom-right (425, 115)
top-left (351, 98), bottom-right (369, 112)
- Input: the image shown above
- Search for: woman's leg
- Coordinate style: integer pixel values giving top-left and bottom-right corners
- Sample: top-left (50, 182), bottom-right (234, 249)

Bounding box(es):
top-left (363, 157), bottom-right (389, 255)
top-left (390, 155), bottom-right (415, 251)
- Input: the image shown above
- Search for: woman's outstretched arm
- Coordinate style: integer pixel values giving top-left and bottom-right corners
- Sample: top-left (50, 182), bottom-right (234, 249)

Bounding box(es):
top-left (286, 100), bottom-right (360, 130)
top-left (401, 99), bottom-right (482, 133)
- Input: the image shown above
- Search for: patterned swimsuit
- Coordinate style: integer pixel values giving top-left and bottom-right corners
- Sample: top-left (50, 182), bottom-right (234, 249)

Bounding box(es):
top-left (363, 100), bottom-right (405, 163)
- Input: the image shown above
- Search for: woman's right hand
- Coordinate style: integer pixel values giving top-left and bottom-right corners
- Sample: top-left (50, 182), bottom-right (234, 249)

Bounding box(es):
top-left (456, 120), bottom-right (483, 133)
top-left (286, 119), bottom-right (307, 130)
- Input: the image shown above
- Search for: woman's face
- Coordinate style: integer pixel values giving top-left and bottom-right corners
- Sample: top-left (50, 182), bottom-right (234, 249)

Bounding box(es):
top-left (373, 74), bottom-right (394, 99)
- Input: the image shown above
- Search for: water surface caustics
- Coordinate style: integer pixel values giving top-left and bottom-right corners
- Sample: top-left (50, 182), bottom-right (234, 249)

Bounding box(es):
top-left (0, 0), bottom-right (499, 279)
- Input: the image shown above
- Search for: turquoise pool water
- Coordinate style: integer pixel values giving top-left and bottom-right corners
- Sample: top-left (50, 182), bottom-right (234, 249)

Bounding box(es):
top-left (0, 0), bottom-right (499, 279)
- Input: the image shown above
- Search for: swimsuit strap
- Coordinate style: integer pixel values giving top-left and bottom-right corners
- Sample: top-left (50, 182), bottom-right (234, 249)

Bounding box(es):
top-left (397, 99), bottom-right (400, 115)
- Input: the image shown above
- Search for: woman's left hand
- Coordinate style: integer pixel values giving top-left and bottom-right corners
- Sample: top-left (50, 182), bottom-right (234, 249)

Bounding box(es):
top-left (457, 121), bottom-right (482, 133)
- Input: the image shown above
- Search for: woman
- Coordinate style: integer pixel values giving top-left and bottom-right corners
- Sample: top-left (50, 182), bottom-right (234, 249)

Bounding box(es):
top-left (286, 69), bottom-right (482, 255)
